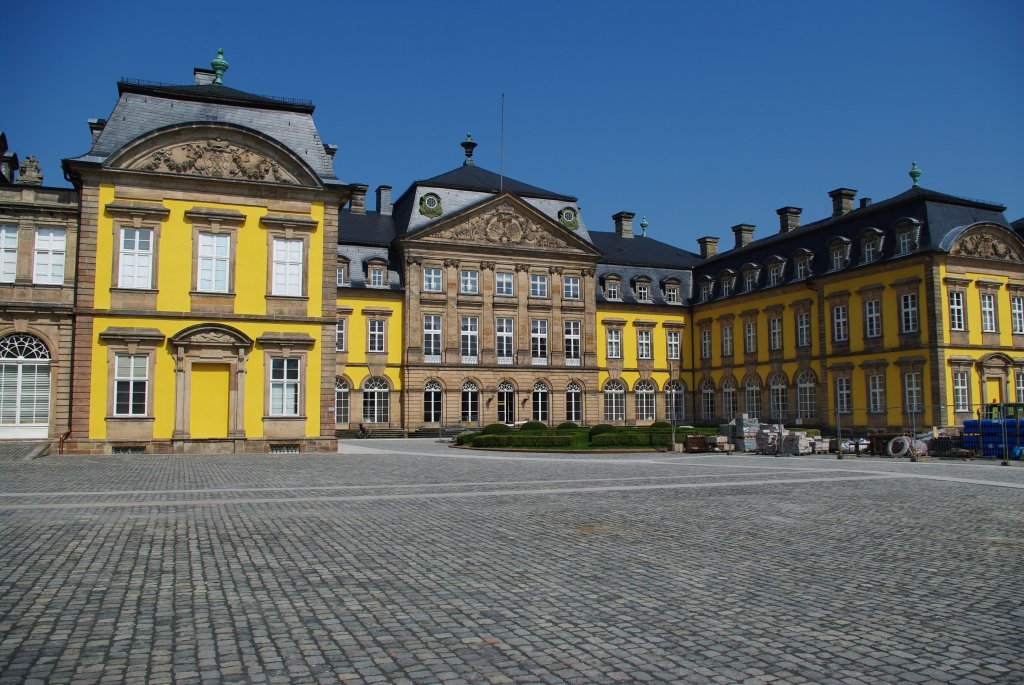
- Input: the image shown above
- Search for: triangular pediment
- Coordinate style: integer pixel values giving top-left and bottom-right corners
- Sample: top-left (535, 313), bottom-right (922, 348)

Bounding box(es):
top-left (403, 193), bottom-right (600, 256)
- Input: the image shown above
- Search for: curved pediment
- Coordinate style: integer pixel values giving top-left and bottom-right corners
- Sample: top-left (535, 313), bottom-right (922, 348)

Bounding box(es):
top-left (170, 323), bottom-right (253, 349)
top-left (105, 124), bottom-right (320, 187)
top-left (948, 223), bottom-right (1024, 263)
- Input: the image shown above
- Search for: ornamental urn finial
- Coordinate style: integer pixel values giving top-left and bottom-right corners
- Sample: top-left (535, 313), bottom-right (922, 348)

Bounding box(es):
top-left (211, 48), bottom-right (229, 85)
top-left (640, 216), bottom-right (649, 237)
top-left (909, 160), bottom-right (921, 187)
top-left (461, 133), bottom-right (477, 166)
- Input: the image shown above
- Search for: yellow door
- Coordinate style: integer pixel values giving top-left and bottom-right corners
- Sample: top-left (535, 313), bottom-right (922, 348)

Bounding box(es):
top-left (986, 377), bottom-right (1004, 405)
top-left (190, 364), bottom-right (230, 438)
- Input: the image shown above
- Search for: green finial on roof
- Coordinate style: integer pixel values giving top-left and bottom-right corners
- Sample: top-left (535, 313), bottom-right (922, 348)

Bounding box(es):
top-left (211, 48), bottom-right (229, 85)
top-left (909, 160), bottom-right (921, 187)
top-left (640, 216), bottom-right (649, 237)
top-left (461, 132), bottom-right (477, 166)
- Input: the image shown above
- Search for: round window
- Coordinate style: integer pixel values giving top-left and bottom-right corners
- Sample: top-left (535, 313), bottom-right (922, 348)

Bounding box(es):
top-left (425, 196), bottom-right (438, 209)
top-left (562, 209), bottom-right (575, 222)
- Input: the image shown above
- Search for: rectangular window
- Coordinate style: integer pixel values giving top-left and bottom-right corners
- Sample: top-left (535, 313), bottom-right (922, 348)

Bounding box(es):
top-left (460, 269), bottom-right (479, 294)
top-left (701, 329), bottom-right (712, 359)
top-left (953, 370), bottom-right (970, 412)
top-left (269, 357), bottom-right (301, 416)
top-left (0, 225), bottom-right (16, 283)
top-left (461, 387), bottom-right (479, 423)
top-left (637, 330), bottom-right (652, 360)
top-left (636, 283), bottom-right (650, 302)
top-left (605, 280), bottom-right (620, 300)
top-left (864, 240), bottom-right (879, 263)
top-left (530, 273), bottom-right (548, 297)
top-left (563, 276), bottom-right (580, 299)
top-left (272, 237), bottom-right (303, 296)
top-left (831, 247), bottom-right (845, 271)
top-left (768, 317), bottom-right (782, 351)
top-left (744, 321), bottom-right (757, 354)
top-left (33, 227), bottom-right (66, 285)
top-left (700, 282), bottom-right (713, 301)
top-left (721, 325), bottom-right (733, 356)
top-left (566, 387), bottom-right (582, 423)
top-left (904, 371), bottom-right (922, 413)
top-left (721, 279), bottom-right (733, 297)
top-left (980, 292), bottom-right (996, 332)
top-left (835, 377), bottom-right (852, 414)
top-left (197, 232), bottom-right (230, 292)
top-left (530, 319), bottom-right (548, 363)
top-left (794, 259), bottom-right (808, 280)
top-left (864, 299), bottom-right (882, 339)
top-left (832, 305), bottom-right (849, 342)
top-left (900, 293), bottom-right (919, 333)
top-left (768, 264), bottom-right (783, 286)
top-left (369, 267), bottom-right (385, 288)
top-left (461, 316), bottom-right (479, 360)
top-left (667, 331), bottom-right (680, 360)
top-left (949, 291), bottom-right (965, 331)
top-left (868, 374), bottom-right (885, 414)
top-left (898, 231), bottom-right (914, 255)
top-left (744, 271), bottom-right (757, 292)
top-left (1012, 295), bottom-right (1024, 334)
top-left (423, 315), bottom-right (442, 357)
top-left (495, 271), bottom-right (514, 296)
top-left (496, 317), bottom-right (514, 362)
top-left (114, 354), bottom-right (148, 416)
top-left (564, 321), bottom-right (581, 361)
top-left (367, 319), bottom-right (385, 353)
top-left (118, 227), bottom-right (153, 289)
top-left (336, 264), bottom-right (348, 286)
top-left (335, 320), bottom-right (346, 352)
top-left (665, 285), bottom-right (680, 303)
top-left (1017, 372), bottom-right (1024, 404)
top-left (796, 312), bottom-right (810, 348)
top-left (606, 328), bottom-right (621, 359)
top-left (423, 267), bottom-right (443, 292)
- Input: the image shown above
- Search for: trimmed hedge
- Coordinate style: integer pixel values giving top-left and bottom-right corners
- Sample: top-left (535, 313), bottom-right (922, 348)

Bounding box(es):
top-left (482, 423), bottom-right (513, 435)
top-left (520, 421), bottom-right (548, 431)
top-left (456, 431), bottom-right (478, 445)
top-left (651, 421), bottom-right (672, 430)
top-left (591, 431), bottom-right (674, 447)
top-left (472, 434), bottom-right (573, 448)
top-left (589, 424), bottom-right (616, 439)
top-left (557, 422), bottom-right (579, 430)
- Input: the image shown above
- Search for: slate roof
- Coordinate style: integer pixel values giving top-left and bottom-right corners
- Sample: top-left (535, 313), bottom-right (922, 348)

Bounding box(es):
top-left (591, 232), bottom-right (702, 269)
top-left (692, 186), bottom-right (1010, 281)
top-left (339, 209), bottom-right (398, 246)
top-left (407, 164), bottom-right (576, 203)
top-left (65, 80), bottom-right (340, 185)
top-left (595, 263), bottom-right (694, 306)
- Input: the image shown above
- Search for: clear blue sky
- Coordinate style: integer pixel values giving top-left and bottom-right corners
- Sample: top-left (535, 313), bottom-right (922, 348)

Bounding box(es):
top-left (6, 1), bottom-right (1022, 249)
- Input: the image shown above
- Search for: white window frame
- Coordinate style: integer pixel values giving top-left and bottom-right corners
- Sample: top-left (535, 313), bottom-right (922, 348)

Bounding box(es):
top-left (900, 292), bottom-right (919, 334)
top-left (604, 381), bottom-right (625, 422)
top-left (868, 374), bottom-right (885, 414)
top-left (530, 319), bottom-right (548, 364)
top-left (903, 371), bottom-right (922, 414)
top-left (637, 330), bottom-right (652, 360)
top-left (461, 316), bottom-right (479, 362)
top-left (271, 237), bottom-right (303, 296)
top-left (0, 225), bottom-right (17, 283)
top-left (980, 292), bottom-right (996, 333)
top-left (531, 382), bottom-right (549, 422)
top-left (33, 227), bottom-right (66, 286)
top-left (269, 357), bottom-right (301, 417)
top-left (495, 271), bottom-right (514, 296)
top-left (605, 280), bottom-right (620, 300)
top-left (369, 266), bottom-right (386, 288)
top-left (949, 290), bottom-right (966, 330)
top-left (336, 264), bottom-right (348, 286)
top-left (461, 381), bottom-right (479, 423)
top-left (744, 271), bottom-right (757, 292)
top-left (796, 312), bottom-right (810, 348)
top-left (114, 353), bottom-right (148, 416)
top-left (744, 321), bottom-right (757, 354)
top-left (1011, 295), bottom-right (1024, 335)
top-left (769, 375), bottom-right (788, 421)
top-left (423, 380), bottom-right (443, 423)
top-left (700, 328), bottom-right (712, 359)
top-left (367, 319), bottom-right (385, 353)
top-left (830, 247), bottom-right (845, 271)
top-left (952, 370), bottom-right (970, 412)
top-left (423, 267), bottom-right (443, 292)
top-left (701, 380), bottom-right (715, 420)
top-left (564, 320), bottom-right (581, 363)
top-left (606, 328), bottom-right (621, 359)
top-left (721, 325), bottom-right (734, 356)
top-left (197, 232), bottom-right (230, 293)
top-left (530, 273), bottom-right (548, 297)
top-left (832, 305), bottom-right (849, 343)
top-left (665, 284), bottom-right (680, 304)
top-left (563, 276), bottom-right (580, 300)
top-left (423, 315), bottom-right (442, 359)
top-left (636, 282), bottom-right (651, 302)
top-left (768, 317), bottom-right (782, 351)
top-left (565, 382), bottom-right (583, 423)
top-left (335, 378), bottom-right (349, 422)
top-left (635, 381), bottom-right (656, 421)
top-left (460, 269), bottom-right (479, 294)
top-left (794, 259), bottom-right (808, 280)
top-left (835, 377), bottom-right (851, 415)
top-left (864, 299), bottom-right (882, 339)
top-left (335, 320), bottom-right (346, 352)
top-left (496, 317), bottom-right (514, 364)
top-left (118, 227), bottom-right (154, 289)
top-left (897, 231), bottom-right (914, 255)
top-left (667, 331), bottom-right (680, 360)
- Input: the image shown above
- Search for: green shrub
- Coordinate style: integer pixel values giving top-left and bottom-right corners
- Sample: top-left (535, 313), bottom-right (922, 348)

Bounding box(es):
top-left (471, 434), bottom-right (572, 448)
top-left (482, 423), bottom-right (512, 435)
top-left (557, 422), bottom-right (579, 430)
top-left (472, 434), bottom-right (508, 447)
top-left (651, 421), bottom-right (672, 430)
top-left (592, 432), bottom-right (651, 447)
top-left (520, 421), bottom-right (548, 431)
top-left (589, 424), bottom-right (616, 439)
top-left (456, 431), bottom-right (478, 445)
top-left (649, 432), bottom-right (672, 446)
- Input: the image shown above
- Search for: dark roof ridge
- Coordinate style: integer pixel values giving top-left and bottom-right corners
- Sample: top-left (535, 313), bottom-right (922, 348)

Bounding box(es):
top-left (392, 163), bottom-right (576, 206)
top-left (117, 78), bottom-right (315, 114)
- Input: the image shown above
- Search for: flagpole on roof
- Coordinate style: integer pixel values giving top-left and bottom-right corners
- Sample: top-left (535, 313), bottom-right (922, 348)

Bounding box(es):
top-left (499, 92), bottom-right (505, 193)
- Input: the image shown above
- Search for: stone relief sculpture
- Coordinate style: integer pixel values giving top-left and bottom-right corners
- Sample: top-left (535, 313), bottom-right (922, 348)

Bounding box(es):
top-left (17, 155), bottom-right (43, 185)
top-left (134, 140), bottom-right (299, 184)
top-left (951, 230), bottom-right (1023, 263)
top-left (431, 204), bottom-right (570, 250)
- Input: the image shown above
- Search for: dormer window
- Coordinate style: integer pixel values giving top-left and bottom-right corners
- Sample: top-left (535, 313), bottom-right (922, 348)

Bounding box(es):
top-left (603, 276), bottom-right (621, 300)
top-left (860, 228), bottom-right (884, 263)
top-left (369, 267), bottom-right (385, 287)
top-left (792, 249), bottom-right (813, 281)
top-left (664, 284), bottom-right (680, 304)
top-left (827, 238), bottom-right (851, 271)
top-left (700, 280), bottom-right (713, 302)
top-left (719, 270), bottom-right (736, 297)
top-left (893, 218), bottom-right (921, 257)
top-left (336, 263), bottom-right (348, 286)
top-left (742, 265), bottom-right (759, 292)
top-left (897, 231), bottom-right (913, 255)
top-left (766, 258), bottom-right (785, 286)
top-left (636, 282), bottom-right (651, 302)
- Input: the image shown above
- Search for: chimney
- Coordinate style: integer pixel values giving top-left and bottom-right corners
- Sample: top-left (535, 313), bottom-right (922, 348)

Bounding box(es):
top-left (859, 197), bottom-right (872, 209)
top-left (613, 211), bottom-right (635, 239)
top-left (828, 188), bottom-right (857, 217)
top-left (376, 185), bottom-right (393, 216)
top-left (697, 236), bottom-right (719, 259)
top-left (349, 184), bottom-right (368, 214)
top-left (194, 67), bottom-right (216, 85)
top-left (732, 224), bottom-right (755, 249)
top-left (776, 206), bottom-right (802, 233)
top-left (88, 119), bottom-right (107, 147)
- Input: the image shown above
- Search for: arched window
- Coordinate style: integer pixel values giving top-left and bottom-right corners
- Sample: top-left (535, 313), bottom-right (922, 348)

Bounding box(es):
top-left (334, 378), bottom-right (350, 423)
top-left (362, 377), bottom-right (389, 423)
top-left (603, 379), bottom-right (625, 422)
top-left (461, 381), bottom-right (479, 423)
top-left (532, 382), bottom-right (549, 422)
top-left (423, 380), bottom-right (442, 423)
top-left (701, 379), bottom-right (716, 420)
top-left (665, 380), bottom-right (685, 422)
top-left (721, 377), bottom-right (737, 419)
top-left (0, 333), bottom-right (51, 435)
top-left (635, 380), bottom-right (656, 421)
top-left (744, 376), bottom-right (762, 419)
top-left (769, 372), bottom-right (788, 421)
top-left (497, 381), bottom-right (515, 424)
top-left (565, 382), bottom-right (582, 423)
top-left (797, 371), bottom-right (817, 420)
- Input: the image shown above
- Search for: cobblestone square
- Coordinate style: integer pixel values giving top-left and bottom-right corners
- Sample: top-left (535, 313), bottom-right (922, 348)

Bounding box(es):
top-left (1, 441), bottom-right (1022, 684)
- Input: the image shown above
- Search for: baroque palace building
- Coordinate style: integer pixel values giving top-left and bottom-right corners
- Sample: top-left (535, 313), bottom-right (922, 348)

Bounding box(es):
top-left (2, 53), bottom-right (1023, 452)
